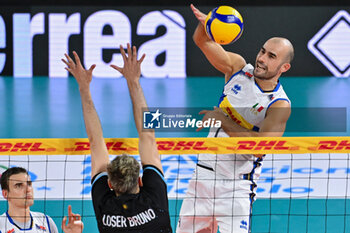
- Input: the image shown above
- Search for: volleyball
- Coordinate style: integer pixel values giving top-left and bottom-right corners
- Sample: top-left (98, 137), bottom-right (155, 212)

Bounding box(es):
top-left (204, 6), bottom-right (244, 45)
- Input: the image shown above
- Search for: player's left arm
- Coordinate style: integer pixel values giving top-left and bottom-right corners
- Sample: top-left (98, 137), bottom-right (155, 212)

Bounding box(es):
top-left (111, 44), bottom-right (163, 173)
top-left (258, 100), bottom-right (291, 137)
top-left (200, 100), bottom-right (290, 137)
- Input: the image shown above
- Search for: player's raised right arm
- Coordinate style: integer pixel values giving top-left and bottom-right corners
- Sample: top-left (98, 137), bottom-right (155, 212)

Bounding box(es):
top-left (191, 4), bottom-right (246, 81)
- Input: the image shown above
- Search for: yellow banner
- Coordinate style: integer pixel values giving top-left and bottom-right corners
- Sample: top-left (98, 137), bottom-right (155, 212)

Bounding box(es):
top-left (0, 137), bottom-right (349, 155)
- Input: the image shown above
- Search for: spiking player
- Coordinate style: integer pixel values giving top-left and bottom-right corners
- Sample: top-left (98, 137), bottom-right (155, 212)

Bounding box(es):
top-left (177, 5), bottom-right (294, 233)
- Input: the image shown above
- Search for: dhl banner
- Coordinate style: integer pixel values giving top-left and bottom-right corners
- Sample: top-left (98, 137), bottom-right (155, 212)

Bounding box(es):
top-left (0, 138), bottom-right (349, 199)
top-left (0, 137), bottom-right (349, 155)
top-left (0, 151), bottom-right (349, 199)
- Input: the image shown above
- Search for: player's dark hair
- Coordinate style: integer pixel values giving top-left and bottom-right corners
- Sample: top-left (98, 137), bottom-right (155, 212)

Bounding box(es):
top-left (1, 167), bottom-right (28, 191)
top-left (107, 155), bottom-right (140, 195)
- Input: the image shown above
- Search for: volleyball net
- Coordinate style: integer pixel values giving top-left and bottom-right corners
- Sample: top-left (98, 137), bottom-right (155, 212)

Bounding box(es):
top-left (0, 137), bottom-right (349, 232)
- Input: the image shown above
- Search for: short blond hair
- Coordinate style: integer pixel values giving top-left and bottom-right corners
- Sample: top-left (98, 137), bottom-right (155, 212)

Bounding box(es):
top-left (107, 154), bottom-right (140, 194)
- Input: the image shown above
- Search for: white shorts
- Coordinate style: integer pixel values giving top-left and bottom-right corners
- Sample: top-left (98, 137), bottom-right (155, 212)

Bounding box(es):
top-left (176, 165), bottom-right (255, 233)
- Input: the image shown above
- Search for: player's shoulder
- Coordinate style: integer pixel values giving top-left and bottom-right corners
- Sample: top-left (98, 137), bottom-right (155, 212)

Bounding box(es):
top-left (225, 52), bottom-right (246, 77)
top-left (91, 172), bottom-right (108, 187)
top-left (271, 83), bottom-right (291, 107)
top-left (142, 165), bottom-right (167, 189)
top-left (242, 63), bottom-right (254, 77)
top-left (225, 62), bottom-right (254, 84)
top-left (31, 211), bottom-right (58, 230)
top-left (269, 99), bottom-right (291, 108)
top-left (0, 212), bottom-right (7, 226)
top-left (143, 165), bottom-right (165, 180)
top-left (30, 211), bottom-right (54, 222)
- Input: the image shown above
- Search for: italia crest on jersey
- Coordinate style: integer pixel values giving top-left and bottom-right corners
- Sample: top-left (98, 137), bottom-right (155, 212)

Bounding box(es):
top-left (250, 103), bottom-right (264, 115)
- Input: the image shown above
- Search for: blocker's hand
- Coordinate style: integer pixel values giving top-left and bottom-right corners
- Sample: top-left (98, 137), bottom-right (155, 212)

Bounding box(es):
top-left (190, 4), bottom-right (207, 25)
top-left (110, 43), bottom-right (145, 83)
top-left (62, 51), bottom-right (96, 90)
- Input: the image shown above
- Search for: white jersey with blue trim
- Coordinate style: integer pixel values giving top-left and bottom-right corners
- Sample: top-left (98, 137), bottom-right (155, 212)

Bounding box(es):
top-left (198, 63), bottom-right (290, 180)
top-left (0, 211), bottom-right (56, 233)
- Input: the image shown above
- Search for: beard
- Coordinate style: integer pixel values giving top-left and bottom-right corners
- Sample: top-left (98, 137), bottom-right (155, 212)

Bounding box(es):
top-left (253, 62), bottom-right (281, 80)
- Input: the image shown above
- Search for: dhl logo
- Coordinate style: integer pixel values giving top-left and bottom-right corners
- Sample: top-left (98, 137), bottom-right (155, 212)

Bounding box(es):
top-left (231, 140), bottom-right (296, 151)
top-left (65, 142), bottom-right (138, 152)
top-left (0, 143), bottom-right (52, 152)
top-left (233, 140), bottom-right (350, 151)
top-left (308, 140), bottom-right (350, 150)
top-left (157, 141), bottom-right (216, 151)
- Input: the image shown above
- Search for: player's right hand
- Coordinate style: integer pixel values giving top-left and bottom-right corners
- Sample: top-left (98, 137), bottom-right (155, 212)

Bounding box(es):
top-left (62, 51), bottom-right (96, 91)
top-left (61, 205), bottom-right (84, 233)
top-left (190, 4), bottom-right (207, 25)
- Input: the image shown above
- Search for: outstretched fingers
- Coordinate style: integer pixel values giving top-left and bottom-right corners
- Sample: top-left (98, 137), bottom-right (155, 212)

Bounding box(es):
top-left (110, 64), bottom-right (122, 74)
top-left (67, 205), bottom-right (82, 223)
top-left (131, 44), bottom-right (145, 64)
top-left (126, 43), bottom-right (132, 61)
top-left (190, 4), bottom-right (206, 24)
top-left (133, 45), bottom-right (137, 62)
top-left (190, 4), bottom-right (197, 12)
top-left (190, 4), bottom-right (200, 18)
top-left (61, 216), bottom-right (67, 229)
top-left (68, 205), bottom-right (74, 222)
top-left (61, 58), bottom-right (69, 67)
top-left (68, 205), bottom-right (73, 215)
top-left (62, 54), bottom-right (74, 70)
top-left (138, 53), bottom-right (146, 64)
top-left (199, 110), bottom-right (209, 115)
top-left (72, 51), bottom-right (82, 67)
top-left (64, 53), bottom-right (75, 67)
top-left (88, 64), bottom-right (96, 74)
top-left (120, 44), bottom-right (127, 62)
top-left (110, 43), bottom-right (145, 77)
top-left (62, 59), bottom-right (72, 73)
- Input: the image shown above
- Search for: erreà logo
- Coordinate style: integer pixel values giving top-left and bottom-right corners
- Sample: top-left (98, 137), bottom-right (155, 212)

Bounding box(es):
top-left (308, 10), bottom-right (350, 77)
top-left (231, 84), bottom-right (242, 94)
top-left (239, 220), bottom-right (248, 230)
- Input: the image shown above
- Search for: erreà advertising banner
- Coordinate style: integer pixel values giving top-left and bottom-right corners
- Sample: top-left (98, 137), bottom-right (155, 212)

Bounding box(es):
top-left (0, 6), bottom-right (349, 78)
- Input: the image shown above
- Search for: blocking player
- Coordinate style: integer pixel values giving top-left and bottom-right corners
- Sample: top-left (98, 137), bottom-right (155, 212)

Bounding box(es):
top-left (0, 167), bottom-right (59, 233)
top-left (62, 44), bottom-right (172, 232)
top-left (177, 4), bottom-right (293, 233)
